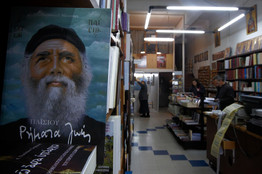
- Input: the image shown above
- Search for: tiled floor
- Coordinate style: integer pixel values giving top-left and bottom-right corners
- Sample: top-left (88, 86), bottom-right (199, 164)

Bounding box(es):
top-left (130, 108), bottom-right (215, 174)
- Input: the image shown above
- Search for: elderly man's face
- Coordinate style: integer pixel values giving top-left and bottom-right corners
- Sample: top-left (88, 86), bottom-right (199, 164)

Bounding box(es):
top-left (29, 39), bottom-right (83, 88)
top-left (213, 79), bottom-right (219, 87)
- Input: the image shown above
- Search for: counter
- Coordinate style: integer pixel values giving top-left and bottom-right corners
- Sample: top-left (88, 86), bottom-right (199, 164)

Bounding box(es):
top-left (206, 114), bottom-right (262, 174)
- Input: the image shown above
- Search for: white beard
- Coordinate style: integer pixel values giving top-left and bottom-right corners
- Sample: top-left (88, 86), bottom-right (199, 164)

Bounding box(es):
top-left (24, 74), bottom-right (88, 134)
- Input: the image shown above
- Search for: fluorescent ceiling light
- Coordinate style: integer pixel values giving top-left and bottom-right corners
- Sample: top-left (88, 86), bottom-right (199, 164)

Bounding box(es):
top-left (218, 13), bottom-right (245, 31)
top-left (156, 29), bottom-right (205, 34)
top-left (157, 52), bottom-right (162, 54)
top-left (167, 6), bottom-right (239, 11)
top-left (144, 37), bottom-right (174, 42)
top-left (140, 51), bottom-right (145, 54)
top-left (144, 12), bottom-right (151, 29)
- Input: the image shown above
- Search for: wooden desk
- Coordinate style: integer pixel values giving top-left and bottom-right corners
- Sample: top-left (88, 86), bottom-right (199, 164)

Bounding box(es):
top-left (206, 115), bottom-right (262, 174)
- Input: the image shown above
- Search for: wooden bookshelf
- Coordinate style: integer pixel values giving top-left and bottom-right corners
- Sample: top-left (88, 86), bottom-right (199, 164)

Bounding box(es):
top-left (198, 66), bottom-right (211, 88)
top-left (224, 49), bottom-right (262, 95)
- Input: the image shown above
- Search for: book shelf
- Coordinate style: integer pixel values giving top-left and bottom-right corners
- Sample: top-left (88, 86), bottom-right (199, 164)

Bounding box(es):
top-left (198, 66), bottom-right (211, 88)
top-left (110, 1), bottom-right (133, 173)
top-left (224, 48), bottom-right (262, 99)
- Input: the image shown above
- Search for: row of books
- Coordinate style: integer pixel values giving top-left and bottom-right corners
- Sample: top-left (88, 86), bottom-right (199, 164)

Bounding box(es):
top-left (229, 81), bottom-right (249, 91)
top-left (224, 53), bottom-right (262, 69)
top-left (254, 66), bottom-right (262, 79)
top-left (226, 67), bottom-right (253, 80)
top-left (242, 82), bottom-right (262, 93)
top-left (212, 47), bottom-right (231, 61)
top-left (189, 130), bottom-right (201, 141)
top-left (110, 0), bottom-right (130, 32)
top-left (168, 123), bottom-right (190, 142)
top-left (168, 122), bottom-right (202, 142)
top-left (228, 81), bottom-right (262, 93)
top-left (235, 35), bottom-right (262, 55)
top-left (217, 61), bottom-right (225, 71)
top-left (228, 81), bottom-right (239, 91)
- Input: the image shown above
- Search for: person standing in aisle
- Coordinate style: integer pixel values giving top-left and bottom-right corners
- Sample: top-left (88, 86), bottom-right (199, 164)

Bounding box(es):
top-left (212, 75), bottom-right (235, 110)
top-left (135, 78), bottom-right (150, 117)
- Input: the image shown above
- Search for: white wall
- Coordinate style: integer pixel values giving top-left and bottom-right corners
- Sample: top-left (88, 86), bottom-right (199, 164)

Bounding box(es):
top-left (186, 0), bottom-right (262, 78)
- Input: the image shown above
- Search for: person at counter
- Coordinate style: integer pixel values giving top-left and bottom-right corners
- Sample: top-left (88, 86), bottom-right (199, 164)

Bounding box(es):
top-left (189, 79), bottom-right (205, 100)
top-left (212, 75), bottom-right (235, 110)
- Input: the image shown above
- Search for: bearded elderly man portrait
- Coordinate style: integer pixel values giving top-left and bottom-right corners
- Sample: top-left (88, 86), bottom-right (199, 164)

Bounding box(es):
top-left (0, 25), bottom-right (105, 164)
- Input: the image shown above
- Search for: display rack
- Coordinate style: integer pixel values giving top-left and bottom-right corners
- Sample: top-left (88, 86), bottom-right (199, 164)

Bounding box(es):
top-left (172, 71), bottom-right (183, 93)
top-left (167, 95), bottom-right (210, 150)
top-left (168, 71), bottom-right (183, 105)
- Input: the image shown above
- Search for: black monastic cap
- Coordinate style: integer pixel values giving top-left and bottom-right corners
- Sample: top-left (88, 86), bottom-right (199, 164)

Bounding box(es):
top-left (25, 24), bottom-right (85, 55)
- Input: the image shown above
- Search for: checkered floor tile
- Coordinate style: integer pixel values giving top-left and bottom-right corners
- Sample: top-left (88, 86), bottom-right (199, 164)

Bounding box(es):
top-left (189, 160), bottom-right (209, 167)
top-left (138, 146), bottom-right (153, 151)
top-left (153, 150), bottom-right (169, 155)
top-left (136, 130), bottom-right (147, 134)
top-left (170, 154), bottom-right (188, 160)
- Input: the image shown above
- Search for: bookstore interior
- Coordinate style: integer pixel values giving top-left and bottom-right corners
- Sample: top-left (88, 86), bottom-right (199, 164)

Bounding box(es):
top-left (0, 0), bottom-right (262, 174)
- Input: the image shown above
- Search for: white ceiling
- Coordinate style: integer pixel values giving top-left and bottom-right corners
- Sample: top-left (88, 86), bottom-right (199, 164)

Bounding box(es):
top-left (127, 0), bottom-right (252, 31)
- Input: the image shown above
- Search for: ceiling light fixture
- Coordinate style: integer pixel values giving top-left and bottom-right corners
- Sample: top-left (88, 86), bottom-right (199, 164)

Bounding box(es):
top-left (218, 13), bottom-right (245, 31)
top-left (144, 6), bottom-right (166, 29)
top-left (166, 6), bottom-right (239, 11)
top-left (144, 37), bottom-right (174, 42)
top-left (144, 12), bottom-right (151, 29)
top-left (156, 29), bottom-right (205, 34)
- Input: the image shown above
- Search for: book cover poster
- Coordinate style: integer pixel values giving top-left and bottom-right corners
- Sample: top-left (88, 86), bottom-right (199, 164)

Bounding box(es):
top-left (157, 54), bottom-right (166, 68)
top-left (0, 7), bottom-right (111, 164)
top-left (214, 31), bottom-right (220, 48)
top-left (246, 5), bottom-right (257, 35)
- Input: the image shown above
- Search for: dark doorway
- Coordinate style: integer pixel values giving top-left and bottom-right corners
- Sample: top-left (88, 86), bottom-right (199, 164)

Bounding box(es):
top-left (159, 72), bottom-right (172, 107)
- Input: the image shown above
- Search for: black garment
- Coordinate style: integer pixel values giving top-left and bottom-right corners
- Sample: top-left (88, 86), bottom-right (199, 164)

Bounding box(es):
top-left (0, 115), bottom-right (105, 164)
top-left (139, 100), bottom-right (150, 116)
top-left (215, 86), bottom-right (221, 99)
top-left (189, 83), bottom-right (206, 100)
top-left (137, 81), bottom-right (149, 115)
top-left (216, 83), bottom-right (235, 110)
top-left (137, 81), bottom-right (148, 100)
